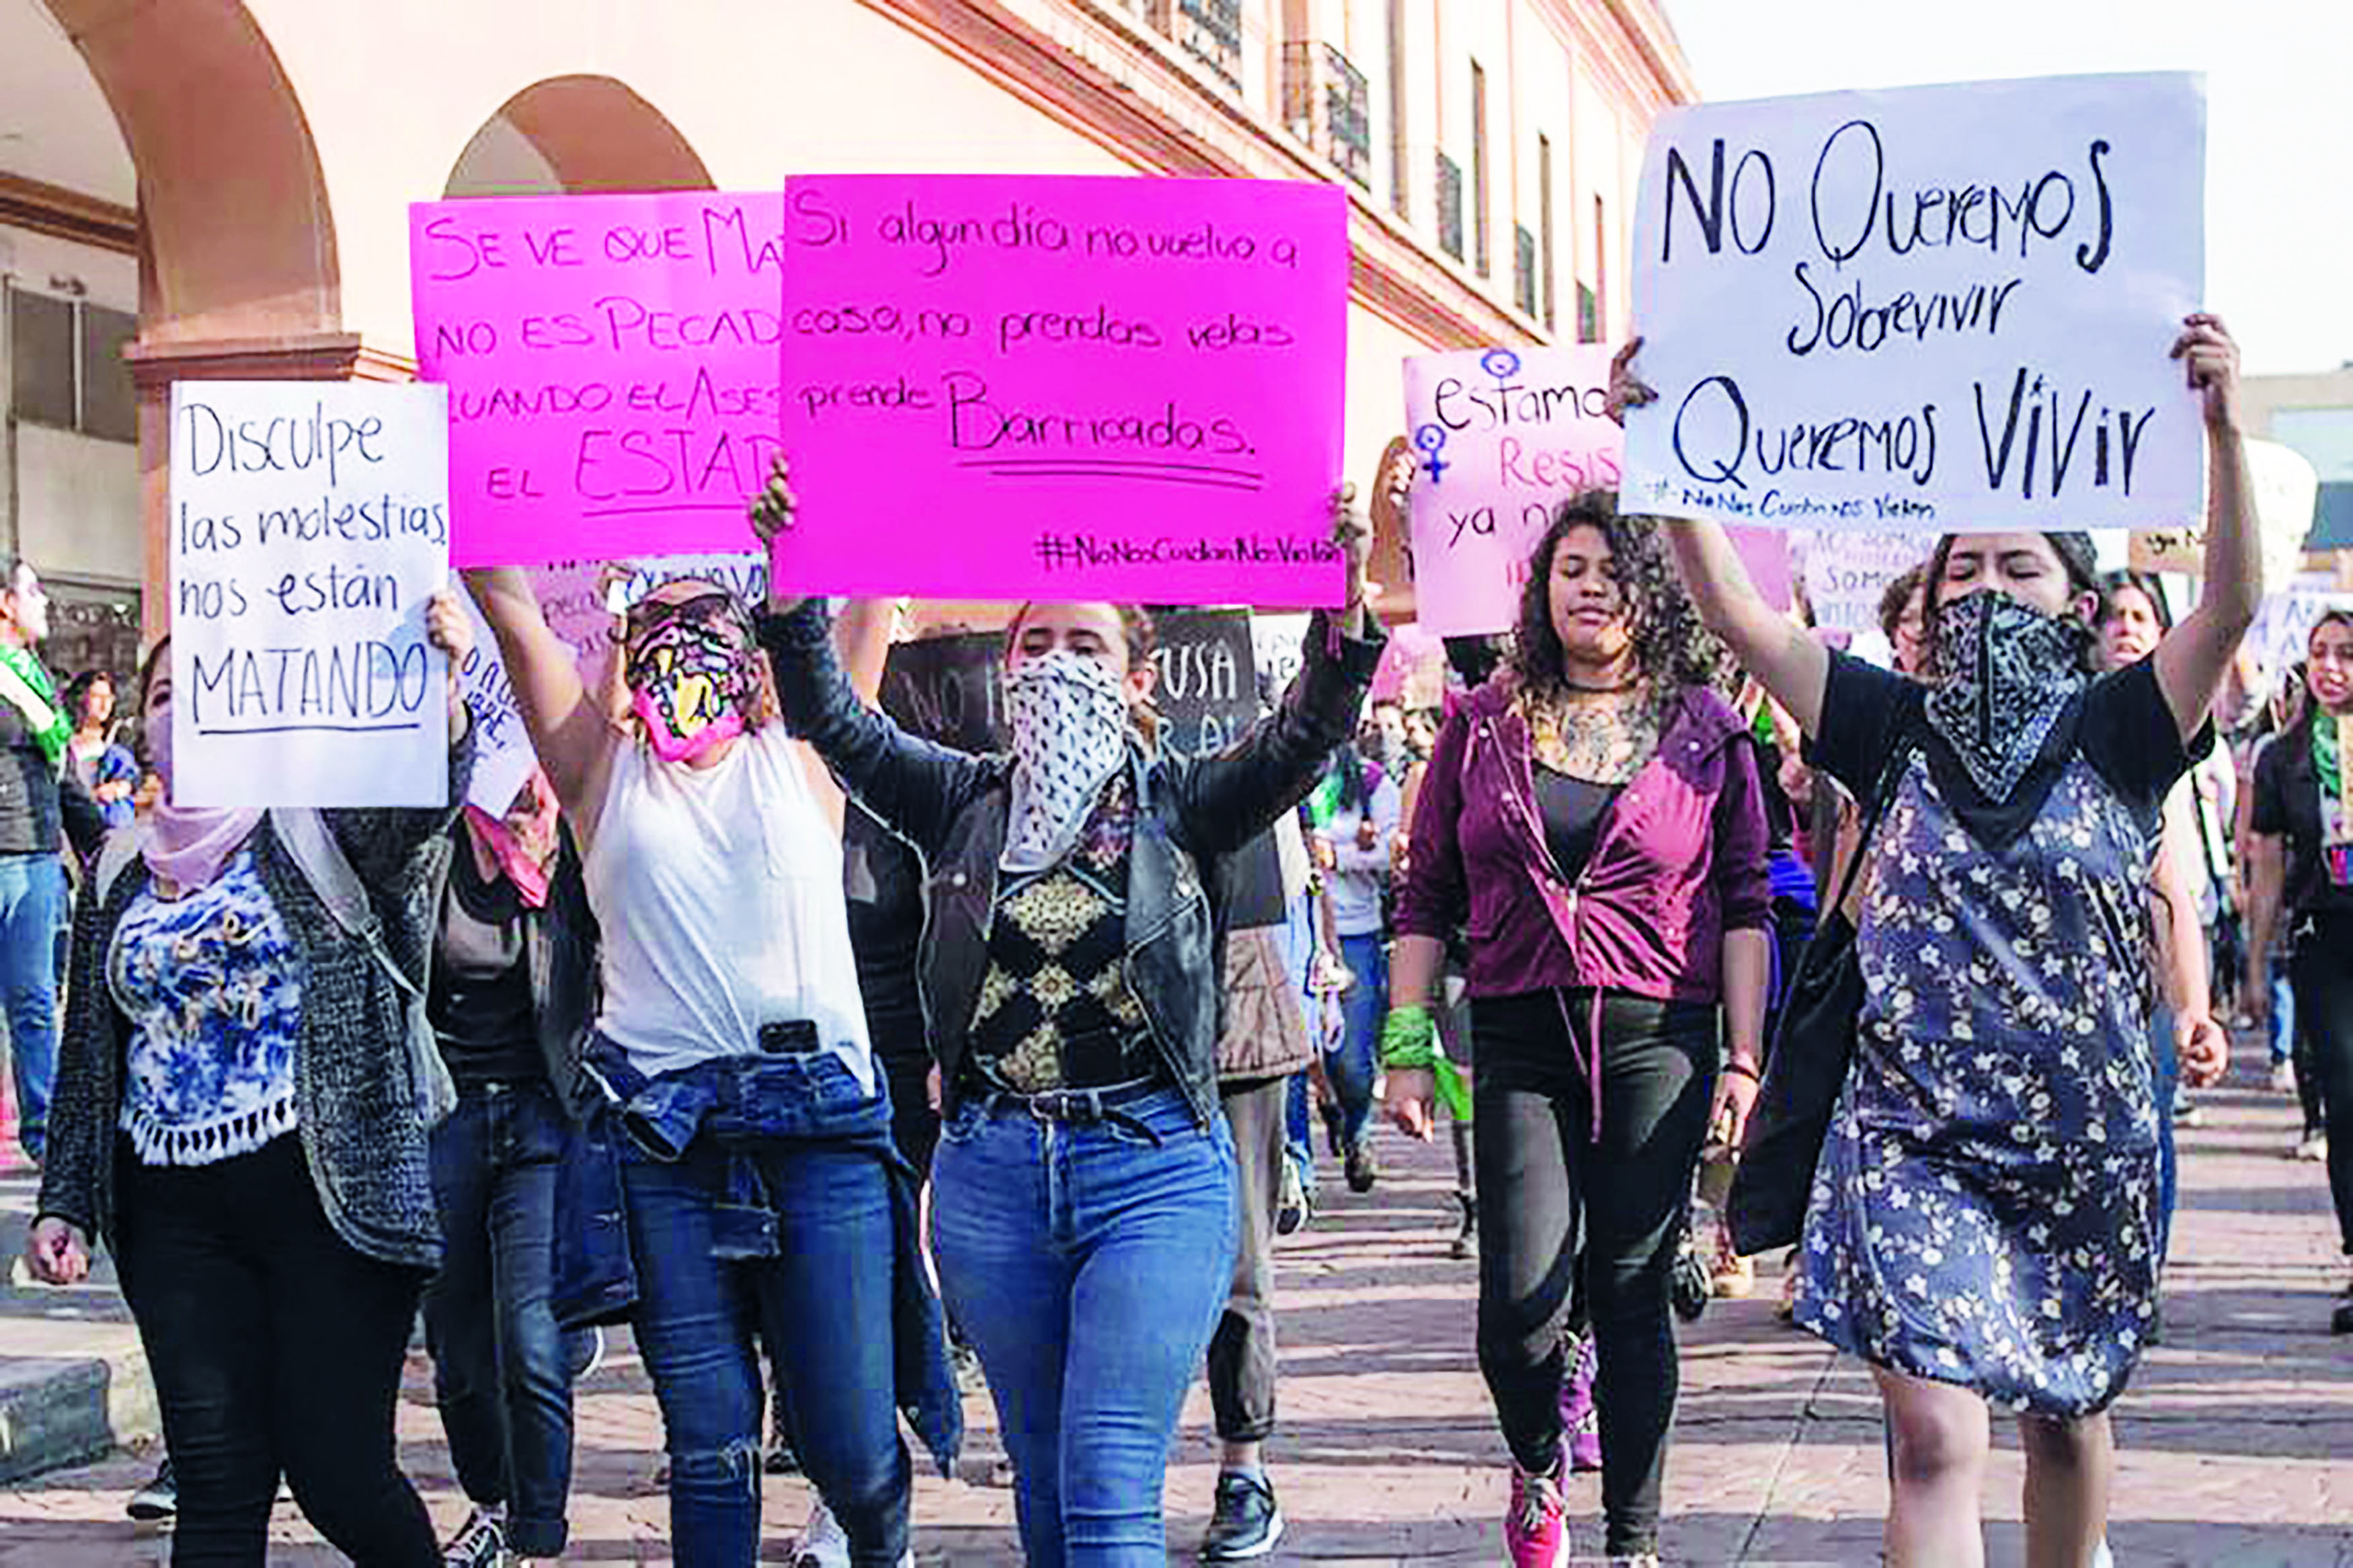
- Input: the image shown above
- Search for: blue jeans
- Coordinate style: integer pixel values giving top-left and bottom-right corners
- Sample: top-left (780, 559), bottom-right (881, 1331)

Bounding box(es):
top-left (620, 1061), bottom-right (910, 1567)
top-left (1285, 1071), bottom-right (1317, 1197)
top-left (2270, 968), bottom-right (2298, 1067)
top-left (932, 1086), bottom-right (1236, 1567)
top-left (1330, 932), bottom-right (1387, 1151)
top-left (424, 1081), bottom-right (584, 1558)
top-left (0, 853), bottom-right (64, 1164)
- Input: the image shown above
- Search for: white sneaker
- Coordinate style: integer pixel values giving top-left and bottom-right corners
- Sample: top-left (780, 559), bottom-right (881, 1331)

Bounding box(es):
top-left (2270, 1060), bottom-right (2298, 1095)
top-left (2297, 1132), bottom-right (2330, 1162)
top-left (794, 1499), bottom-right (915, 1568)
top-left (2091, 1538), bottom-right (2114, 1568)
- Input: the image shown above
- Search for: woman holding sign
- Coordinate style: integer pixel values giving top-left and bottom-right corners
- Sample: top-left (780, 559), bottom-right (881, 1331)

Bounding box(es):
top-left (463, 567), bottom-right (957, 1568)
top-left (1615, 316), bottom-right (2252, 1568)
top-left (24, 597), bottom-right (477, 1567)
top-left (750, 458), bottom-right (1382, 1568)
top-left (1385, 493), bottom-right (1773, 1568)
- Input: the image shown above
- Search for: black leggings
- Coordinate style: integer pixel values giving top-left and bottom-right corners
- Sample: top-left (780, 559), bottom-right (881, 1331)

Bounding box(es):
top-left (2292, 923), bottom-right (2353, 1255)
top-left (1472, 989), bottom-right (1717, 1557)
top-left (116, 1136), bottom-right (439, 1567)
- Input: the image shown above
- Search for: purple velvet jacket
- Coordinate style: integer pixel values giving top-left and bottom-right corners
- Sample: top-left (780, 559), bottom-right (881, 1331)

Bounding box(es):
top-left (1398, 677), bottom-right (1771, 1003)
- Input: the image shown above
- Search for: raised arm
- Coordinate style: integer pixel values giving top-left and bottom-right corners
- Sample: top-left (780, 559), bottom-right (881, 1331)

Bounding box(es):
top-left (2153, 315), bottom-right (2262, 742)
top-left (1607, 339), bottom-right (1829, 733)
top-left (461, 567), bottom-right (618, 842)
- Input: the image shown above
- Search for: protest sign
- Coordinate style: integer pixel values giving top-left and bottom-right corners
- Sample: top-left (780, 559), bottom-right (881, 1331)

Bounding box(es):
top-left (879, 631), bottom-right (1008, 756)
top-left (1250, 613), bottom-right (1312, 702)
top-left (1402, 345), bottom-right (1624, 636)
top-left (776, 174), bottom-right (1350, 605)
top-left (2129, 437), bottom-right (2317, 589)
top-left (1623, 73), bottom-right (2206, 534)
top-left (1152, 608), bottom-right (1285, 927)
top-left (1797, 530), bottom-right (1933, 635)
top-left (411, 192), bottom-right (785, 567)
top-left (1371, 620), bottom-right (1447, 708)
top-left (2247, 573), bottom-right (2350, 684)
top-left (456, 589), bottom-right (539, 815)
top-left (169, 382), bottom-right (450, 807)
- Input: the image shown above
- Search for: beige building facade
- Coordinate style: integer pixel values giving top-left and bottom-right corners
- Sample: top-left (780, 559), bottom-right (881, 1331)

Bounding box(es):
top-left (0, 0), bottom-right (1693, 667)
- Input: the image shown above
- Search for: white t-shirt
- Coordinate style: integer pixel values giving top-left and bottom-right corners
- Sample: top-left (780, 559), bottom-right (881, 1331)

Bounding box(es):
top-left (584, 724), bottom-right (875, 1089)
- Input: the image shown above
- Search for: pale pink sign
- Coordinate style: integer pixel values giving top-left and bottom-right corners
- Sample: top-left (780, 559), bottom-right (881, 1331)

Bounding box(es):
top-left (411, 192), bottom-right (786, 567)
top-left (1402, 345), bottom-right (1625, 638)
top-left (776, 174), bottom-right (1350, 606)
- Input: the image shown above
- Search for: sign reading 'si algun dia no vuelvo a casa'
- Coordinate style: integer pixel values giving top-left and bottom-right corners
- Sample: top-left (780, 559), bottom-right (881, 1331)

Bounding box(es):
top-left (1622, 71), bottom-right (2206, 536)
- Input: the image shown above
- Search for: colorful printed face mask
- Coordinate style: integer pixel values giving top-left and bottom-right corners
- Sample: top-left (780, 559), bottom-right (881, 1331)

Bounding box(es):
top-left (625, 593), bottom-right (759, 763)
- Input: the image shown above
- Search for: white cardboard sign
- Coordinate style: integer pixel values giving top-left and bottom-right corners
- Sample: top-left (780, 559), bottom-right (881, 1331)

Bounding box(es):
top-left (169, 382), bottom-right (451, 808)
top-left (1623, 73), bottom-right (2206, 534)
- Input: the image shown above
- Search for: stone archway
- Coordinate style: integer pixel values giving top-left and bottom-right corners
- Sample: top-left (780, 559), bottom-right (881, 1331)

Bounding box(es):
top-left (444, 75), bottom-right (715, 198)
top-left (41, 0), bottom-right (351, 639)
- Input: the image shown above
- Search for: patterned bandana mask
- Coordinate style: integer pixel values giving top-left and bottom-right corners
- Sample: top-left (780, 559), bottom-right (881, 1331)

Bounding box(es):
top-left (1923, 589), bottom-right (2091, 802)
top-left (1001, 649), bottom-right (1131, 875)
top-left (627, 612), bottom-right (758, 764)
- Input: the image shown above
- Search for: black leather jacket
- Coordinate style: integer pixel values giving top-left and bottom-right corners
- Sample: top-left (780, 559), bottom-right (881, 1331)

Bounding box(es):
top-left (759, 602), bottom-right (1382, 1126)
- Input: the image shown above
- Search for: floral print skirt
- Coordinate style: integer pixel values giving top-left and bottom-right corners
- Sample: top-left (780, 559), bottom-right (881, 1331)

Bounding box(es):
top-left (1793, 1019), bottom-right (2160, 1419)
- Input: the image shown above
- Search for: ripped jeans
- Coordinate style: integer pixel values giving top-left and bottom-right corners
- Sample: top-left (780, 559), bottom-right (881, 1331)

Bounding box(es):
top-left (618, 1110), bottom-right (910, 1565)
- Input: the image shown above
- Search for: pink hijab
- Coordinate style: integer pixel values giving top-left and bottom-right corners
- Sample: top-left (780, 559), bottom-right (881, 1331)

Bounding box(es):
top-left (135, 650), bottom-right (260, 893)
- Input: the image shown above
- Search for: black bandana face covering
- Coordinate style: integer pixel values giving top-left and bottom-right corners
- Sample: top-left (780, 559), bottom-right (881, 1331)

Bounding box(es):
top-left (1923, 589), bottom-right (2093, 803)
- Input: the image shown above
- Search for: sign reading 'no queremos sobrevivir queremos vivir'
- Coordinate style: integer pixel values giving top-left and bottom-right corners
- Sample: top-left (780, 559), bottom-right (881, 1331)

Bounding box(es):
top-left (1622, 73), bottom-right (2206, 535)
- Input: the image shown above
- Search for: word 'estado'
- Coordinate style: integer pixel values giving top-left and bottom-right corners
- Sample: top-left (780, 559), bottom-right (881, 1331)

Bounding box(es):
top-left (189, 641), bottom-right (434, 732)
top-left (791, 192), bottom-right (1304, 278)
top-left (1661, 121), bottom-right (2115, 275)
top-left (179, 401), bottom-right (387, 491)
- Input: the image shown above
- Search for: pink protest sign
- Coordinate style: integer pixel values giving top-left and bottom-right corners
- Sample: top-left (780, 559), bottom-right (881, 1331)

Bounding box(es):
top-left (411, 192), bottom-right (785, 567)
top-left (1401, 345), bottom-right (1624, 637)
top-left (776, 174), bottom-right (1349, 606)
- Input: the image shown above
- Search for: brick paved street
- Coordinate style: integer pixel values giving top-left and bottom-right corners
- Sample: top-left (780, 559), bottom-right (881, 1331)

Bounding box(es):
top-left (5, 1049), bottom-right (2350, 1565)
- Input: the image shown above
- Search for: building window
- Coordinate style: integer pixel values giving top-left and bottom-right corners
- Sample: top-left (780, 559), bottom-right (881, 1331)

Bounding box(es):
top-left (1436, 151), bottom-right (1465, 262)
top-left (8, 287), bottom-right (135, 444)
top-left (1285, 41), bottom-right (1373, 189)
top-left (1578, 283), bottom-right (1600, 344)
top-left (1386, 0), bottom-right (1409, 219)
top-left (1176, 0), bottom-right (1243, 87)
top-left (1513, 226), bottom-right (1539, 319)
top-left (1470, 60), bottom-right (1491, 278)
top-left (1538, 134), bottom-right (1558, 333)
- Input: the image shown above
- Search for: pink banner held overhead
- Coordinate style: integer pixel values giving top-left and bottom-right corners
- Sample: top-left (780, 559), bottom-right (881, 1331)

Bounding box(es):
top-left (776, 174), bottom-right (1351, 606)
top-left (411, 192), bottom-right (785, 567)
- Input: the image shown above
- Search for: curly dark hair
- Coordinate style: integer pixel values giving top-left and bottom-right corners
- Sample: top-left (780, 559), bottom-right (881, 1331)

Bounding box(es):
top-left (1509, 491), bottom-right (1727, 701)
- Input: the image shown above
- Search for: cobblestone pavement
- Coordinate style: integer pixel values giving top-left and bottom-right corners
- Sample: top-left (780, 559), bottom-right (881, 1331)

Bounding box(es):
top-left (5, 1050), bottom-right (2350, 1565)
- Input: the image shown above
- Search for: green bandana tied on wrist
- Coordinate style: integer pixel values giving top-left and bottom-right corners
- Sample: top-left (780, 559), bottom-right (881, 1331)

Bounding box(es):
top-left (1379, 1004), bottom-right (1471, 1123)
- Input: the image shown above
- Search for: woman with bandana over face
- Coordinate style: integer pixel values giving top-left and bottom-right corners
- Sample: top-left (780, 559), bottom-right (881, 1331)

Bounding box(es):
top-left (463, 568), bottom-right (957, 1568)
top-left (749, 459), bottom-right (1382, 1568)
top-left (1612, 317), bottom-right (2255, 1568)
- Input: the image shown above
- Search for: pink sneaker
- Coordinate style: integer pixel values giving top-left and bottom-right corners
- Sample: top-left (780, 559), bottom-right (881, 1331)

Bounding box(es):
top-left (1558, 1335), bottom-right (1601, 1473)
top-left (1506, 1458), bottom-right (1571, 1568)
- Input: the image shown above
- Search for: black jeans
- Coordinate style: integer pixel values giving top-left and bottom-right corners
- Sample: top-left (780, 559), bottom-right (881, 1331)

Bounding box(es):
top-left (115, 1134), bottom-right (439, 1567)
top-left (423, 1079), bottom-right (582, 1557)
top-left (1471, 989), bottom-right (1717, 1557)
top-left (2292, 918), bottom-right (2353, 1255)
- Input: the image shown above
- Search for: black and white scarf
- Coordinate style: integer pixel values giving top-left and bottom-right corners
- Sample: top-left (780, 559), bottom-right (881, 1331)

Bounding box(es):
top-left (1918, 589), bottom-right (2093, 848)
